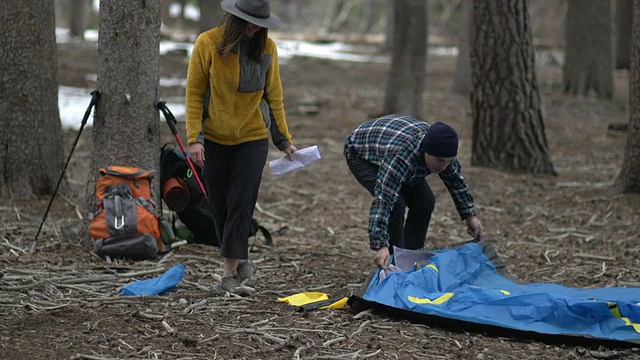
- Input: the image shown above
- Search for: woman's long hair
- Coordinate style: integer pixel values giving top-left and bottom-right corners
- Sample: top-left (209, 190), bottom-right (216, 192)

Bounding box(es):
top-left (218, 13), bottom-right (267, 62)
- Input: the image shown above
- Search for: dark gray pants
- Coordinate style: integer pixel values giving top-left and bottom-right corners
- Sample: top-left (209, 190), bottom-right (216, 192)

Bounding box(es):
top-left (346, 157), bottom-right (435, 251)
top-left (204, 139), bottom-right (268, 259)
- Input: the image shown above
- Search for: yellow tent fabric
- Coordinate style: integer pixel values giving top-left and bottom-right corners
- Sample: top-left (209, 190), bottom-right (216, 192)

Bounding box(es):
top-left (323, 296), bottom-right (348, 309)
top-left (277, 292), bottom-right (347, 310)
top-left (277, 292), bottom-right (328, 306)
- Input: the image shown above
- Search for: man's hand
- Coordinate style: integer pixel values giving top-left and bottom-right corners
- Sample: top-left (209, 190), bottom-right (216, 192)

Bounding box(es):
top-left (189, 143), bottom-right (205, 168)
top-left (374, 247), bottom-right (390, 268)
top-left (465, 216), bottom-right (484, 238)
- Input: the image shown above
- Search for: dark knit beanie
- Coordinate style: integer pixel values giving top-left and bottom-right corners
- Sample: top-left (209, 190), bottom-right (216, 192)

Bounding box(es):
top-left (421, 122), bottom-right (459, 157)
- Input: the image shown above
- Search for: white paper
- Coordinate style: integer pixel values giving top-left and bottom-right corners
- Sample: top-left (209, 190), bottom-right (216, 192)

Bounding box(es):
top-left (269, 145), bottom-right (322, 176)
top-left (378, 264), bottom-right (402, 282)
top-left (393, 246), bottom-right (434, 271)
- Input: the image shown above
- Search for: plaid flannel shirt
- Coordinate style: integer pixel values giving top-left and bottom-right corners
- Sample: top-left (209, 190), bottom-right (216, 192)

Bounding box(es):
top-left (344, 115), bottom-right (476, 250)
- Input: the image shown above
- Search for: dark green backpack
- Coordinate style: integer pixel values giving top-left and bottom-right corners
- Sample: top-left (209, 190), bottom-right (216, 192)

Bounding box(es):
top-left (159, 144), bottom-right (272, 248)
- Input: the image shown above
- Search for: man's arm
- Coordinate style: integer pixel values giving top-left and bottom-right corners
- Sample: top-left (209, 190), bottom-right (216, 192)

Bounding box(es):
top-left (368, 153), bottom-right (412, 250)
top-left (438, 159), bottom-right (476, 220)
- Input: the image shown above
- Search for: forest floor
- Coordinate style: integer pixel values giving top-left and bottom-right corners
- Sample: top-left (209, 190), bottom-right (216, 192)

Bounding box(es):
top-left (1, 38), bottom-right (640, 360)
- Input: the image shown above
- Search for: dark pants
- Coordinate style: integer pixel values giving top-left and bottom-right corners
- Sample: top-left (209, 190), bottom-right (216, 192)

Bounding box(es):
top-left (204, 139), bottom-right (268, 259)
top-left (346, 157), bottom-right (435, 251)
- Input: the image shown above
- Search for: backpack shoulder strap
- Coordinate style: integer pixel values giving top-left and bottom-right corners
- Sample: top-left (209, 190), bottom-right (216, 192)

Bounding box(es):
top-left (258, 223), bottom-right (273, 246)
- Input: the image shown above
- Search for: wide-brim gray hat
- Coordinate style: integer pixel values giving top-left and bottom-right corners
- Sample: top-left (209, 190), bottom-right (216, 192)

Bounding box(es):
top-left (221, 0), bottom-right (282, 29)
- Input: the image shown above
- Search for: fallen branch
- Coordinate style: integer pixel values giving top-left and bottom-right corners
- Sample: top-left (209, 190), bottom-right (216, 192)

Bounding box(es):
top-left (115, 267), bottom-right (167, 278)
top-left (132, 310), bottom-right (164, 320)
top-left (182, 298), bottom-right (208, 314)
top-left (322, 336), bottom-right (347, 347)
top-left (162, 320), bottom-right (175, 333)
top-left (574, 253), bottom-right (616, 261)
top-left (255, 202), bottom-right (287, 222)
top-left (352, 320), bottom-right (371, 336)
top-left (0, 237), bottom-right (28, 254)
top-left (353, 308), bottom-right (374, 320)
top-left (71, 354), bottom-right (115, 360)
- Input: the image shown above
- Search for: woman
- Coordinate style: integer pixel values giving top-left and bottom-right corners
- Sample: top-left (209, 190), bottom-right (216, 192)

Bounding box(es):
top-left (185, 0), bottom-right (296, 296)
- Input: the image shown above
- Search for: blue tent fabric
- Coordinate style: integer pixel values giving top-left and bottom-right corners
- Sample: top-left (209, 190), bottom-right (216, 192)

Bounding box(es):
top-left (120, 264), bottom-right (186, 296)
top-left (358, 242), bottom-right (640, 344)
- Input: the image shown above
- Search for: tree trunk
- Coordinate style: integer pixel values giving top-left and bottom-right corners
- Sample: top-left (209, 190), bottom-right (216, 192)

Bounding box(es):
top-left (199, 0), bottom-right (225, 34)
top-left (383, 0), bottom-right (394, 52)
top-left (451, 0), bottom-right (472, 95)
top-left (161, 0), bottom-right (173, 27)
top-left (615, 0), bottom-right (633, 69)
top-left (55, 0), bottom-right (65, 27)
top-left (563, 0), bottom-right (613, 98)
top-left (614, 0), bottom-right (640, 193)
top-left (471, 0), bottom-right (555, 175)
top-left (0, 0), bottom-right (67, 199)
top-left (69, 0), bottom-right (89, 39)
top-left (383, 0), bottom-right (427, 118)
top-left (82, 0), bottom-right (161, 243)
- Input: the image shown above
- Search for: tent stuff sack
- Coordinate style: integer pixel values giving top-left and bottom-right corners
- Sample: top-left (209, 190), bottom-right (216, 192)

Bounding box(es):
top-left (159, 143), bottom-right (273, 248)
top-left (160, 144), bottom-right (219, 246)
top-left (349, 239), bottom-right (640, 346)
top-left (88, 166), bottom-right (164, 259)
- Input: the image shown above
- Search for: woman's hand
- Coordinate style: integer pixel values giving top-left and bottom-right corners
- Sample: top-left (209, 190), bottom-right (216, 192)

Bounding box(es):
top-left (284, 144), bottom-right (297, 160)
top-left (189, 143), bottom-right (205, 168)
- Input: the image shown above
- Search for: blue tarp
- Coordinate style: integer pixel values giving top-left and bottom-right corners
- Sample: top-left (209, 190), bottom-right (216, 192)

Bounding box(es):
top-left (362, 243), bottom-right (640, 343)
top-left (120, 264), bottom-right (186, 296)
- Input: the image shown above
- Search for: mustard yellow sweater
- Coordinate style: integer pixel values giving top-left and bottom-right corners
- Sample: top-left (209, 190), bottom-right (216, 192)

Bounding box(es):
top-left (185, 26), bottom-right (292, 150)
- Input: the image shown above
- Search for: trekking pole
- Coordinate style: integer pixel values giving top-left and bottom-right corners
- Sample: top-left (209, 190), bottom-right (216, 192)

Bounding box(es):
top-left (35, 90), bottom-right (101, 242)
top-left (156, 101), bottom-right (209, 202)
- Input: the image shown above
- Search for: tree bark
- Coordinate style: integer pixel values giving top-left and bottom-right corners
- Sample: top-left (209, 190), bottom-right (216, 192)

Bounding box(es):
top-left (615, 0), bottom-right (633, 70)
top-left (451, 0), bottom-right (472, 95)
top-left (0, 0), bottom-right (67, 199)
top-left (83, 0), bottom-right (161, 243)
top-left (383, 0), bottom-right (427, 118)
top-left (614, 0), bottom-right (640, 193)
top-left (471, 0), bottom-right (555, 175)
top-left (563, 0), bottom-right (613, 98)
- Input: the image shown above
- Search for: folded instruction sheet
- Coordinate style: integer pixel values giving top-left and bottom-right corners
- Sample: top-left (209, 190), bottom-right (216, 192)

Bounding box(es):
top-left (269, 145), bottom-right (322, 176)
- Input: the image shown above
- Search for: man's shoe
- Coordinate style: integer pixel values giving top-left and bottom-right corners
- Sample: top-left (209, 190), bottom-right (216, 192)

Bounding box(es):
top-left (237, 260), bottom-right (257, 287)
top-left (221, 275), bottom-right (251, 297)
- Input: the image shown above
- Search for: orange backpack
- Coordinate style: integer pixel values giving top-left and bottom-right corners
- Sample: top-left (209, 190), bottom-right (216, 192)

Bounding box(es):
top-left (88, 166), bottom-right (163, 256)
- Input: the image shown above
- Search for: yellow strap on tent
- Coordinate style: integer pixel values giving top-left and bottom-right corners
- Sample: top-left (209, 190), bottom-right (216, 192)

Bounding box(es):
top-left (320, 296), bottom-right (348, 310)
top-left (277, 292), bottom-right (329, 306)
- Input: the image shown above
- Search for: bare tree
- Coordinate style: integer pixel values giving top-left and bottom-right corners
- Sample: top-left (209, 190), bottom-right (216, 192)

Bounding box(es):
top-left (451, 0), bottom-right (472, 95)
top-left (198, 0), bottom-right (225, 34)
top-left (69, 0), bottom-right (90, 39)
top-left (0, 0), bottom-right (67, 198)
top-left (357, 0), bottom-right (381, 33)
top-left (161, 0), bottom-right (173, 27)
top-left (55, 0), bottom-right (65, 27)
top-left (564, 0), bottom-right (613, 97)
top-left (615, 0), bottom-right (633, 70)
top-left (471, 0), bottom-right (555, 175)
top-left (383, 0), bottom-right (427, 118)
top-left (614, 0), bottom-right (640, 193)
top-left (83, 0), bottom-right (161, 240)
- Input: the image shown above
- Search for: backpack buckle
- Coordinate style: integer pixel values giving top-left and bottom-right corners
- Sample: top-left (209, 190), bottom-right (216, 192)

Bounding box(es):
top-left (114, 216), bottom-right (125, 230)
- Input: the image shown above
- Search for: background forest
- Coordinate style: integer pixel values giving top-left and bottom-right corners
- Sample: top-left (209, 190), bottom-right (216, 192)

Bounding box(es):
top-left (1, 0), bottom-right (640, 359)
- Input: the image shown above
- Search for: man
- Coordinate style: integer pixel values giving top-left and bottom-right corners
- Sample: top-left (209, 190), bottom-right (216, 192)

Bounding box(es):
top-left (343, 114), bottom-right (484, 268)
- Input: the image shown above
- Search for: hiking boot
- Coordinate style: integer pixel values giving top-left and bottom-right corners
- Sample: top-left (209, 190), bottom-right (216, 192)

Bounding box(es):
top-left (220, 275), bottom-right (251, 297)
top-left (237, 260), bottom-right (257, 288)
